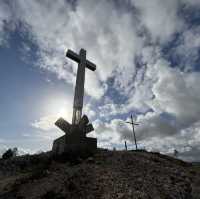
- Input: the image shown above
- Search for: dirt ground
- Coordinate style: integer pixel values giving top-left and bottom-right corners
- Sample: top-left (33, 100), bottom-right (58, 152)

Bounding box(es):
top-left (0, 150), bottom-right (199, 199)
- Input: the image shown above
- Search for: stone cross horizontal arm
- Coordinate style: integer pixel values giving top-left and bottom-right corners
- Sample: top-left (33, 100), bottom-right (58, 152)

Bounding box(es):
top-left (66, 49), bottom-right (96, 71)
top-left (55, 116), bottom-right (94, 135)
top-left (55, 118), bottom-right (71, 134)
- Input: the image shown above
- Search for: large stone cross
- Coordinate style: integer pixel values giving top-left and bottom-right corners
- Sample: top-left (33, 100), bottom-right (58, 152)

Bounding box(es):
top-left (67, 49), bottom-right (96, 124)
top-left (52, 49), bottom-right (97, 155)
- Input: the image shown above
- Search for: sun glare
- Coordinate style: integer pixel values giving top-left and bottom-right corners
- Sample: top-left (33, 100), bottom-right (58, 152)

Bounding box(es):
top-left (57, 107), bottom-right (68, 118)
top-left (44, 97), bottom-right (73, 122)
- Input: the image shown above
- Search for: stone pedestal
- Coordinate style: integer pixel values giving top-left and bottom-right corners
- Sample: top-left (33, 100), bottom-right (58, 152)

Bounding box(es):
top-left (52, 116), bottom-right (97, 156)
top-left (52, 135), bottom-right (97, 155)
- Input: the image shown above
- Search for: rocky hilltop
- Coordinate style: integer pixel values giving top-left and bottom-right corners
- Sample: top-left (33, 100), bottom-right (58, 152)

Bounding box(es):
top-left (0, 149), bottom-right (199, 199)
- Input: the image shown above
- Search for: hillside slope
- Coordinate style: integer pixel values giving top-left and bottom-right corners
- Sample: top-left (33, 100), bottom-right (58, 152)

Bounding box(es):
top-left (0, 150), bottom-right (199, 199)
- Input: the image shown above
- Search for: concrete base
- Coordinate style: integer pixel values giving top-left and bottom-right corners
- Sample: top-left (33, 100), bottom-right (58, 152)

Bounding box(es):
top-left (52, 135), bottom-right (66, 155)
top-left (52, 135), bottom-right (97, 156)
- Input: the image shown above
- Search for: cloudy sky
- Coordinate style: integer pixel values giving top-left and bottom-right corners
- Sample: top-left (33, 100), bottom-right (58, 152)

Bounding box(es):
top-left (0, 0), bottom-right (200, 161)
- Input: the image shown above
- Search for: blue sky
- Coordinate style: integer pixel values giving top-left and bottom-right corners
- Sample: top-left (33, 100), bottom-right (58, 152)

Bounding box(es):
top-left (0, 29), bottom-right (72, 152)
top-left (0, 0), bottom-right (200, 161)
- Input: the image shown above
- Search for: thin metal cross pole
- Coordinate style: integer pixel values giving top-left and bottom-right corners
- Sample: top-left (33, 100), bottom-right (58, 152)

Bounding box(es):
top-left (126, 114), bottom-right (139, 150)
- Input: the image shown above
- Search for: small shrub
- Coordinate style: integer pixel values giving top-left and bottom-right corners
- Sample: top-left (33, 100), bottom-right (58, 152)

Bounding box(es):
top-left (2, 148), bottom-right (18, 160)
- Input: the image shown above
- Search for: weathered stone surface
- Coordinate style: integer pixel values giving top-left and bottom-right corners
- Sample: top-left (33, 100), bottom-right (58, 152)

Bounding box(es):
top-left (67, 49), bottom-right (96, 125)
top-left (52, 135), bottom-right (66, 155)
top-left (55, 118), bottom-right (71, 134)
top-left (53, 115), bottom-right (97, 156)
top-left (52, 134), bottom-right (97, 155)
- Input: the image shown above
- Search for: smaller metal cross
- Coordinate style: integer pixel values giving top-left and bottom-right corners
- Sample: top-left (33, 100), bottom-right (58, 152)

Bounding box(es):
top-left (126, 114), bottom-right (139, 150)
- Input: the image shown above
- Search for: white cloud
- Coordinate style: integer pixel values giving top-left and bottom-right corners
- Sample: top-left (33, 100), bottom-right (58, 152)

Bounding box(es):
top-left (99, 103), bottom-right (126, 118)
top-left (132, 0), bottom-right (184, 43)
top-left (94, 56), bottom-right (200, 159)
top-left (31, 115), bottom-right (57, 131)
top-left (83, 103), bottom-right (96, 119)
top-left (93, 119), bottom-right (125, 146)
top-left (10, 0), bottom-right (144, 99)
top-left (174, 26), bottom-right (200, 69)
top-left (140, 121), bottom-right (200, 161)
top-left (0, 1), bottom-right (13, 46)
top-left (93, 115), bottom-right (200, 161)
top-left (1, 0), bottom-right (200, 160)
top-left (181, 0), bottom-right (200, 6)
top-left (85, 71), bottom-right (107, 99)
top-left (147, 59), bottom-right (200, 127)
top-left (121, 58), bottom-right (200, 142)
top-left (1, 0), bottom-right (191, 101)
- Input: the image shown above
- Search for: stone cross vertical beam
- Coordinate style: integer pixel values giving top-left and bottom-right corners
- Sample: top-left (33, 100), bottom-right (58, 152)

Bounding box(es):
top-left (66, 49), bottom-right (96, 125)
